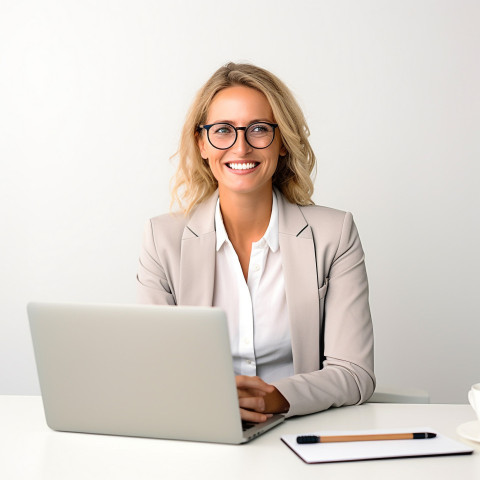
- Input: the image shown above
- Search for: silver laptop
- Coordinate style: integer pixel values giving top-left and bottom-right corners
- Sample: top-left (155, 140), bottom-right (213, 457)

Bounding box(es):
top-left (27, 302), bottom-right (284, 444)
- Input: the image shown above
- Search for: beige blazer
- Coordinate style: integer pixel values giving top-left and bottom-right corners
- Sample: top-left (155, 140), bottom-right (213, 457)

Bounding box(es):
top-left (137, 190), bottom-right (375, 417)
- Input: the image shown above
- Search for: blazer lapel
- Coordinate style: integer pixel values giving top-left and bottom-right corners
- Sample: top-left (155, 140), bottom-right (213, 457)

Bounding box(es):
top-left (177, 192), bottom-right (218, 306)
top-left (277, 191), bottom-right (320, 373)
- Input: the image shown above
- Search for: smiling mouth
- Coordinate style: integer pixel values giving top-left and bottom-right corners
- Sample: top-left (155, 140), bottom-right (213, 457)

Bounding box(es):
top-left (226, 162), bottom-right (259, 170)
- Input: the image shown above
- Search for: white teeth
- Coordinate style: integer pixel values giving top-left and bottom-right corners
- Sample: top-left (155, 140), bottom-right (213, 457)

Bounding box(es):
top-left (227, 162), bottom-right (257, 170)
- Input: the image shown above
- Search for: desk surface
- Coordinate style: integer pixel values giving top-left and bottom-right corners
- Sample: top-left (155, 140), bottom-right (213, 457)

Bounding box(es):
top-left (1, 396), bottom-right (478, 480)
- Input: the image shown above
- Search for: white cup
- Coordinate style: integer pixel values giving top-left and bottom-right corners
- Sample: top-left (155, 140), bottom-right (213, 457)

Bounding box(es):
top-left (468, 383), bottom-right (480, 422)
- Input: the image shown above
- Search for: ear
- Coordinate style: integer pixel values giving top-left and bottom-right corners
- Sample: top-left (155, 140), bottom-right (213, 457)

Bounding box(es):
top-left (196, 131), bottom-right (208, 160)
top-left (280, 144), bottom-right (287, 156)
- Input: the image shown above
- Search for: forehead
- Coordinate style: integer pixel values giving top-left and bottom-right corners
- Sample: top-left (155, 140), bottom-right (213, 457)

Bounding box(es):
top-left (207, 85), bottom-right (274, 122)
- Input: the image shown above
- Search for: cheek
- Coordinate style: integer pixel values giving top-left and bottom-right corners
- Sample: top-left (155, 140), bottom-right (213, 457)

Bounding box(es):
top-left (206, 150), bottom-right (222, 167)
top-left (206, 155), bottom-right (222, 178)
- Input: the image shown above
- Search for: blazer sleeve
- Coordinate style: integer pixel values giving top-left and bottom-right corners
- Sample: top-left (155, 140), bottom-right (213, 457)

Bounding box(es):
top-left (271, 212), bottom-right (375, 417)
top-left (136, 218), bottom-right (178, 306)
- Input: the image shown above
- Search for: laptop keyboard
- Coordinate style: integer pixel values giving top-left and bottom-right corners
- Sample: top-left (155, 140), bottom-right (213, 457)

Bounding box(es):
top-left (242, 421), bottom-right (257, 432)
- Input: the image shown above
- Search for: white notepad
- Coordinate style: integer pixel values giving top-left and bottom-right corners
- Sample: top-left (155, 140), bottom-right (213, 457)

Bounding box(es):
top-left (281, 427), bottom-right (473, 464)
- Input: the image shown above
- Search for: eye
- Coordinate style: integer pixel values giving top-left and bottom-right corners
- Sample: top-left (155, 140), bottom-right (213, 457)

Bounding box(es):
top-left (212, 124), bottom-right (234, 135)
top-left (248, 123), bottom-right (272, 135)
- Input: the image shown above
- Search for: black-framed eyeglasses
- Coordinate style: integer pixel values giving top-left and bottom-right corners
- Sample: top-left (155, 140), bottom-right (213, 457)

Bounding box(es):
top-left (198, 122), bottom-right (279, 150)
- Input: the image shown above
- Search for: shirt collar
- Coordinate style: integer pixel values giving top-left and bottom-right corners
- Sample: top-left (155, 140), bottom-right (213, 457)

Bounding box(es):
top-left (215, 191), bottom-right (279, 252)
top-left (263, 191), bottom-right (279, 252)
top-left (215, 201), bottom-right (229, 251)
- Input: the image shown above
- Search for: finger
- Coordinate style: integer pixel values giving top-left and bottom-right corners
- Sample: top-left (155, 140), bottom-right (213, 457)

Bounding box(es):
top-left (237, 388), bottom-right (268, 398)
top-left (240, 408), bottom-right (273, 423)
top-left (238, 395), bottom-right (266, 412)
top-left (236, 375), bottom-right (275, 394)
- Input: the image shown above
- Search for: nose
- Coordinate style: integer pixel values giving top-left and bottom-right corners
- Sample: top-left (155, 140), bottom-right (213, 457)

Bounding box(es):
top-left (231, 129), bottom-right (252, 154)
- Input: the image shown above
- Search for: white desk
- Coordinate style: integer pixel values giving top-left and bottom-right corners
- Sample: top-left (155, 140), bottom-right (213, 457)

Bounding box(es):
top-left (1, 396), bottom-right (478, 480)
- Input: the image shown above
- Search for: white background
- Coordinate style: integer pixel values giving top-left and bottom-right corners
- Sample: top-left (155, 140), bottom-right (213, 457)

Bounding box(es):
top-left (1, 0), bottom-right (479, 403)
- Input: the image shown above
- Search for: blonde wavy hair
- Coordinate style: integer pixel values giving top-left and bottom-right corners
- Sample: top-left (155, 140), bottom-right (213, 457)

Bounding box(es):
top-left (171, 62), bottom-right (316, 214)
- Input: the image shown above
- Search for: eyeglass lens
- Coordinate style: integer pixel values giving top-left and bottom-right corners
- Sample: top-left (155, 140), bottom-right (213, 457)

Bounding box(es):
top-left (208, 123), bottom-right (275, 149)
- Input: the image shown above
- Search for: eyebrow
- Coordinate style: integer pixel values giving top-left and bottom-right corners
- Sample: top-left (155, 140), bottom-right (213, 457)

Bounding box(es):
top-left (206, 118), bottom-right (275, 125)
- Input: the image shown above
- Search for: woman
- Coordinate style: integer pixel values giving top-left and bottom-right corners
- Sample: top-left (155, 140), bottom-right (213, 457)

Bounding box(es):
top-left (137, 62), bottom-right (375, 422)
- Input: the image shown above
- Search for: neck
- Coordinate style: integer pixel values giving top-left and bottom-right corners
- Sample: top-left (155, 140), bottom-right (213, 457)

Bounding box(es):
top-left (218, 186), bottom-right (273, 244)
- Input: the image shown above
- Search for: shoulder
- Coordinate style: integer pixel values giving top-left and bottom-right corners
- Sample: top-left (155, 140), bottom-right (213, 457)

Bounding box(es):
top-left (300, 204), bottom-right (357, 251)
top-left (141, 212), bottom-right (188, 260)
top-left (147, 191), bottom-right (218, 249)
top-left (276, 189), bottom-right (347, 233)
top-left (149, 211), bottom-right (189, 235)
top-left (150, 211), bottom-right (189, 237)
top-left (299, 203), bottom-right (350, 225)
top-left (299, 204), bottom-right (364, 263)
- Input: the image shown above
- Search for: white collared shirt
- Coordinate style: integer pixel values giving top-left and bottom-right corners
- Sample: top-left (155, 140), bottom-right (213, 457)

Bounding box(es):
top-left (212, 192), bottom-right (294, 383)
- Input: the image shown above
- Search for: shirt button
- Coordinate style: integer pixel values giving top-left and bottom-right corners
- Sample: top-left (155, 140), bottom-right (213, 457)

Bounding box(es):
top-left (243, 338), bottom-right (250, 345)
top-left (253, 264), bottom-right (260, 272)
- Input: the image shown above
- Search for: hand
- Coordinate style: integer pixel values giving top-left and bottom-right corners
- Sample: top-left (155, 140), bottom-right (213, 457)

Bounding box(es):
top-left (236, 375), bottom-right (290, 423)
